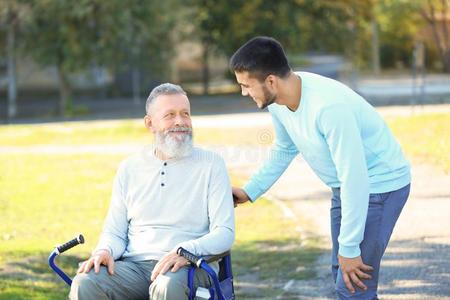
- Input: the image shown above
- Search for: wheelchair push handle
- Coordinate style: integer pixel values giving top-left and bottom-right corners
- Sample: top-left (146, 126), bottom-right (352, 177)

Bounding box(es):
top-left (177, 247), bottom-right (204, 268)
top-left (56, 234), bottom-right (84, 254)
top-left (49, 234), bottom-right (85, 286)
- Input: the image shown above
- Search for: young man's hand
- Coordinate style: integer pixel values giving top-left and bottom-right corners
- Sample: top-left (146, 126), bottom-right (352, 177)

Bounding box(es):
top-left (151, 251), bottom-right (189, 281)
top-left (338, 255), bottom-right (373, 293)
top-left (232, 187), bottom-right (251, 207)
top-left (77, 249), bottom-right (115, 275)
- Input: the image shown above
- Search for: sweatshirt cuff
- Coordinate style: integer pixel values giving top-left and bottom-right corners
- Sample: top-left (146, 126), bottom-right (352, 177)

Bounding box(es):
top-left (173, 241), bottom-right (196, 255)
top-left (338, 244), bottom-right (361, 258)
top-left (243, 182), bottom-right (264, 202)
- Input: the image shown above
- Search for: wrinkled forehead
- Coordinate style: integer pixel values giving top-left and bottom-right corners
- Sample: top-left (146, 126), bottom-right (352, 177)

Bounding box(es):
top-left (152, 93), bottom-right (191, 113)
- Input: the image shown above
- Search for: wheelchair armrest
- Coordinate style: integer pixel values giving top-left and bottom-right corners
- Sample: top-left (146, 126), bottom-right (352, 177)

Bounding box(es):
top-left (203, 251), bottom-right (230, 264)
top-left (177, 247), bottom-right (230, 266)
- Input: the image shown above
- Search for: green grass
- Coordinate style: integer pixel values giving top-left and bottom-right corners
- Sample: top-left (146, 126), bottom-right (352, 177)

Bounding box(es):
top-left (0, 120), bottom-right (147, 146)
top-left (387, 113), bottom-right (450, 172)
top-left (0, 120), bottom-right (273, 146)
top-left (0, 255), bottom-right (79, 300)
top-left (0, 154), bottom-right (122, 263)
top-left (0, 154), bottom-right (121, 299)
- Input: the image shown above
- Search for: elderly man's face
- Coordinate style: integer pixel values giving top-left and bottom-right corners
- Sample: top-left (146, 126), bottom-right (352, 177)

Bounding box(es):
top-left (144, 93), bottom-right (193, 158)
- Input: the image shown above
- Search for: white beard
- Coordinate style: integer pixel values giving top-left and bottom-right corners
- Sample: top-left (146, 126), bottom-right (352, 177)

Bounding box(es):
top-left (155, 127), bottom-right (193, 159)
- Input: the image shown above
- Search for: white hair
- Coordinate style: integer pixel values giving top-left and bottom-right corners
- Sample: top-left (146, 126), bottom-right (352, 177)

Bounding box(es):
top-left (145, 83), bottom-right (187, 115)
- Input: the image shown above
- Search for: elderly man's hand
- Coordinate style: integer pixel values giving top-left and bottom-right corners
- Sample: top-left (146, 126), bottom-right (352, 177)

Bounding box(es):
top-left (338, 255), bottom-right (373, 293)
top-left (151, 251), bottom-right (189, 281)
top-left (232, 187), bottom-right (250, 207)
top-left (77, 249), bottom-right (115, 275)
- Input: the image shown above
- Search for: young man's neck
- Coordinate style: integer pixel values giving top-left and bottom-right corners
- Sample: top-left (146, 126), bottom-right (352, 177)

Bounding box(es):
top-left (276, 72), bottom-right (302, 112)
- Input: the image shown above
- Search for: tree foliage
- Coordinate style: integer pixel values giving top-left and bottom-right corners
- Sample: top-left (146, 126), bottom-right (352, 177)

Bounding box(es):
top-left (2, 0), bottom-right (449, 113)
top-left (19, 0), bottom-right (175, 114)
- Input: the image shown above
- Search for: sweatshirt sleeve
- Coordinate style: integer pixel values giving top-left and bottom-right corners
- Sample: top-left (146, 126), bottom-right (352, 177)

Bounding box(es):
top-left (94, 163), bottom-right (128, 260)
top-left (318, 104), bottom-right (369, 258)
top-left (243, 110), bottom-right (299, 201)
top-left (175, 157), bottom-right (235, 256)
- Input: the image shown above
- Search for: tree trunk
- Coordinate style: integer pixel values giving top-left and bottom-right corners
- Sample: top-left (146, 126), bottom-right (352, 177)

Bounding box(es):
top-left (132, 67), bottom-right (141, 105)
top-left (169, 30), bottom-right (180, 83)
top-left (7, 3), bottom-right (18, 120)
top-left (421, 0), bottom-right (450, 72)
top-left (440, 0), bottom-right (450, 72)
top-left (202, 41), bottom-right (210, 95)
top-left (444, 51), bottom-right (450, 72)
top-left (56, 65), bottom-right (72, 116)
top-left (371, 18), bottom-right (380, 75)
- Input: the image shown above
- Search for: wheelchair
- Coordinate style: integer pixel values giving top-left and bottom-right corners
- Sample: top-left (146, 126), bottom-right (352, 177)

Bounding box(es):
top-left (48, 234), bottom-right (235, 300)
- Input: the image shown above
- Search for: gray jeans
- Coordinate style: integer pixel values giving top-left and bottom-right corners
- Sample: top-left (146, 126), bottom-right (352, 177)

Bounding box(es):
top-left (69, 259), bottom-right (212, 300)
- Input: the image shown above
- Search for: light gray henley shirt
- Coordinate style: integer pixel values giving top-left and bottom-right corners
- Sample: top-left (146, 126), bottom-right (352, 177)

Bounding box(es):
top-left (95, 146), bottom-right (235, 262)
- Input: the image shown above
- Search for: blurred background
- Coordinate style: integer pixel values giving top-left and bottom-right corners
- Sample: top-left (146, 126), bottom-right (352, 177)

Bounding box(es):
top-left (1, 1), bottom-right (450, 299)
top-left (1, 0), bottom-right (450, 122)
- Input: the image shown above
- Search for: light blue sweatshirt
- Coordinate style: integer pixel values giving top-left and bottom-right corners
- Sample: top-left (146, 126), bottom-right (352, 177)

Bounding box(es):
top-left (244, 72), bottom-right (410, 258)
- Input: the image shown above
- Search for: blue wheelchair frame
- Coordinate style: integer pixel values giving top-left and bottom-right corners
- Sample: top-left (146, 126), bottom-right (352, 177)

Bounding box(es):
top-left (48, 235), bottom-right (235, 300)
top-left (178, 247), bottom-right (235, 300)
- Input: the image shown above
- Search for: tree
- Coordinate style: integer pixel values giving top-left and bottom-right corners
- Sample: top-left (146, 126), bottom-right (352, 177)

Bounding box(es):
top-left (22, 0), bottom-right (99, 115)
top-left (419, 0), bottom-right (450, 72)
top-left (21, 0), bottom-right (175, 115)
top-left (189, 0), bottom-right (379, 84)
top-left (6, 1), bottom-right (18, 120)
top-left (0, 0), bottom-right (29, 120)
top-left (375, 0), bottom-right (421, 69)
top-left (189, 0), bottom-right (305, 93)
top-left (113, 0), bottom-right (175, 103)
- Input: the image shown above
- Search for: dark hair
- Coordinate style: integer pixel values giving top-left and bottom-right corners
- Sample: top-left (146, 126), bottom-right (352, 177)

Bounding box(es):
top-left (230, 36), bottom-right (291, 82)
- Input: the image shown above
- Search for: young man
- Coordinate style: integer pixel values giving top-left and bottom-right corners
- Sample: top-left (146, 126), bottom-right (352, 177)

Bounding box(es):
top-left (70, 83), bottom-right (235, 300)
top-left (230, 37), bottom-right (410, 299)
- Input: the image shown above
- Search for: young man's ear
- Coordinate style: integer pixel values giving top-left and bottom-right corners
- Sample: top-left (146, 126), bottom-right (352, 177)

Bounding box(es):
top-left (266, 75), bottom-right (277, 89)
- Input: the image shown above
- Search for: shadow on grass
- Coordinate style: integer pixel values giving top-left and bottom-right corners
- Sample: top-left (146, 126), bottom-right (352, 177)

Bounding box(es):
top-left (232, 238), bottom-right (323, 299)
top-left (0, 252), bottom-right (81, 300)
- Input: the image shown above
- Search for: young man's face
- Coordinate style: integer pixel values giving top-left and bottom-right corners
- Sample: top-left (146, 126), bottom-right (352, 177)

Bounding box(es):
top-left (235, 71), bottom-right (276, 110)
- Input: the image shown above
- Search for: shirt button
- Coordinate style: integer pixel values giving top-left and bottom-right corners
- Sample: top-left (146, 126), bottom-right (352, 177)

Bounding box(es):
top-left (161, 172), bottom-right (165, 175)
top-left (161, 183), bottom-right (165, 187)
top-left (163, 162), bottom-right (167, 166)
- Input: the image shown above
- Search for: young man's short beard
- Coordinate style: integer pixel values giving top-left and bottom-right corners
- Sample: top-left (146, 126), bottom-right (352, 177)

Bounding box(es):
top-left (259, 85), bottom-right (277, 110)
top-left (155, 127), bottom-right (193, 159)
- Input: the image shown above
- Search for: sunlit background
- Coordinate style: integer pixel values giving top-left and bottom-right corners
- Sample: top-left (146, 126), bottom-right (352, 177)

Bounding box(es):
top-left (1, 1), bottom-right (450, 299)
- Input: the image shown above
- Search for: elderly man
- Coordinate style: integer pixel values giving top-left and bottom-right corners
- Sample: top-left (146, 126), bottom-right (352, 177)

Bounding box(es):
top-left (69, 83), bottom-right (235, 300)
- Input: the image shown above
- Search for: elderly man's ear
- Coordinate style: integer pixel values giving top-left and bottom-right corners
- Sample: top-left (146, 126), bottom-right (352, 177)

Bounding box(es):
top-left (144, 115), bottom-right (153, 131)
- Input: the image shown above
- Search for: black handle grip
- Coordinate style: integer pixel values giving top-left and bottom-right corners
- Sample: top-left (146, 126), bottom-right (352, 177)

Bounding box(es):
top-left (177, 247), bottom-right (203, 267)
top-left (56, 234), bottom-right (85, 254)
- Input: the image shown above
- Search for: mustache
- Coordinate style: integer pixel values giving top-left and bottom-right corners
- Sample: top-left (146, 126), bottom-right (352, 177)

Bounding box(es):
top-left (165, 126), bottom-right (192, 134)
